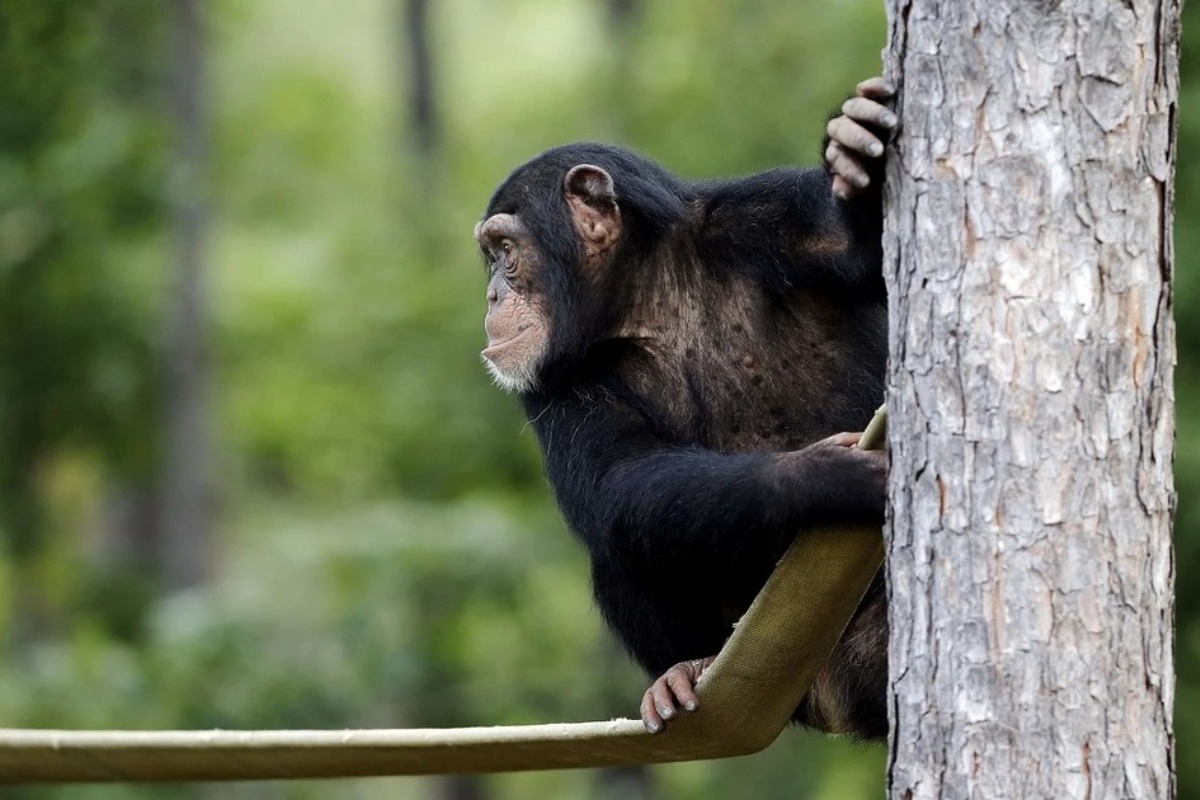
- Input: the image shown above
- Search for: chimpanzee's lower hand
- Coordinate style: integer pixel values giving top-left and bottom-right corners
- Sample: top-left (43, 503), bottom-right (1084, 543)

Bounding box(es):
top-left (640, 656), bottom-right (716, 734)
top-left (786, 431), bottom-right (889, 525)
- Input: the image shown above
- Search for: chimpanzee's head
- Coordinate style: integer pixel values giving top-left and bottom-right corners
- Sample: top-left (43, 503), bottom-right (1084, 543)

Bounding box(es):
top-left (475, 143), bottom-right (688, 393)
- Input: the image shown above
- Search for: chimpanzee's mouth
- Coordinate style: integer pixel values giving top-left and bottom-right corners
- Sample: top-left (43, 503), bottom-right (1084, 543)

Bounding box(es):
top-left (481, 328), bottom-right (534, 362)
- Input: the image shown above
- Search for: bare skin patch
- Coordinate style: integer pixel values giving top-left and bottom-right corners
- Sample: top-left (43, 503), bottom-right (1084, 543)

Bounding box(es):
top-left (477, 213), bottom-right (551, 393)
top-left (565, 164), bottom-right (622, 269)
top-left (797, 233), bottom-right (851, 259)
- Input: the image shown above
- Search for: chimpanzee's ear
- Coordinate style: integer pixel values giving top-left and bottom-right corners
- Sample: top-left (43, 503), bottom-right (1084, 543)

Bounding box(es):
top-left (565, 164), bottom-right (621, 263)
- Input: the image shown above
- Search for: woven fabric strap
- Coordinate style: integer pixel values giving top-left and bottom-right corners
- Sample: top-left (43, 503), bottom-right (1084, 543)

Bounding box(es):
top-left (0, 409), bottom-right (887, 783)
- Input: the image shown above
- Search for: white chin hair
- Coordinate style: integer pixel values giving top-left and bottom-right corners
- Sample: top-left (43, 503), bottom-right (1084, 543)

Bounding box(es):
top-left (484, 357), bottom-right (539, 394)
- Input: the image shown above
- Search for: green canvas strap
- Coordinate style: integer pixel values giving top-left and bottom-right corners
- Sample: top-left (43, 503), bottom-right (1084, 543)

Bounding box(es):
top-left (0, 408), bottom-right (887, 783)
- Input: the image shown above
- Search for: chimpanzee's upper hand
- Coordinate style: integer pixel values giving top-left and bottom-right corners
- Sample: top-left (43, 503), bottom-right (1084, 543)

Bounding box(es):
top-left (825, 77), bottom-right (897, 201)
top-left (789, 431), bottom-right (888, 525)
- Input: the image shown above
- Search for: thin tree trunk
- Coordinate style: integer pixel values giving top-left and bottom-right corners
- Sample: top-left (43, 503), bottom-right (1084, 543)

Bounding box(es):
top-left (402, 0), bottom-right (438, 158)
top-left (594, 765), bottom-right (654, 800)
top-left (606, 0), bottom-right (638, 33)
top-left (436, 775), bottom-right (487, 800)
top-left (397, 0), bottom-right (442, 259)
top-left (161, 0), bottom-right (211, 591)
top-left (602, 0), bottom-right (640, 140)
top-left (882, 1), bottom-right (1179, 798)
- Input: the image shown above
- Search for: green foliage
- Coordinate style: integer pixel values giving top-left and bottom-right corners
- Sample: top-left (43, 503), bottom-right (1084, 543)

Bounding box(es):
top-left (0, 0), bottom-right (1196, 798)
top-left (0, 0), bottom-right (168, 570)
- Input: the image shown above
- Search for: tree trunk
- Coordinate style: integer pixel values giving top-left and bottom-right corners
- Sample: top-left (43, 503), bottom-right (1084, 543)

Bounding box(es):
top-left (402, 0), bottom-right (438, 158)
top-left (396, 0), bottom-right (442, 257)
top-left (882, 2), bottom-right (1179, 798)
top-left (160, 0), bottom-right (211, 591)
top-left (606, 0), bottom-right (640, 36)
top-left (601, 0), bottom-right (640, 140)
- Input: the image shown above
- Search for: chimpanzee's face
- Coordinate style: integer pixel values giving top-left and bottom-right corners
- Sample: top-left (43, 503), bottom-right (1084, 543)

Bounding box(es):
top-left (476, 163), bottom-right (622, 394)
top-left (475, 212), bottom-right (550, 393)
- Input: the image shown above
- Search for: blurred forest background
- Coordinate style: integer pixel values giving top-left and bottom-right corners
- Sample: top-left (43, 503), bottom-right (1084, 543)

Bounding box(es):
top-left (0, 1), bottom-right (1195, 798)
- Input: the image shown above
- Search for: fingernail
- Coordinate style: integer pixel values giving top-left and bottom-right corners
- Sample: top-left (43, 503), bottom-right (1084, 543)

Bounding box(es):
top-left (883, 112), bottom-right (897, 127)
top-left (854, 173), bottom-right (870, 188)
top-left (869, 142), bottom-right (884, 157)
top-left (685, 701), bottom-right (698, 711)
top-left (660, 707), bottom-right (674, 719)
top-left (646, 722), bottom-right (660, 734)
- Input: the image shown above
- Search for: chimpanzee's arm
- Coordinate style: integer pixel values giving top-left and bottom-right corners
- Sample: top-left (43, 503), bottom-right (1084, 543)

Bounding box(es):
top-left (699, 78), bottom-right (895, 298)
top-left (701, 167), bottom-right (883, 296)
top-left (527, 393), bottom-right (885, 565)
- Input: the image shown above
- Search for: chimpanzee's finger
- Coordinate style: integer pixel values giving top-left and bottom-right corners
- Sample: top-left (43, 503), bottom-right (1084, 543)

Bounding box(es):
top-left (856, 76), bottom-right (896, 100)
top-left (821, 431), bottom-right (863, 448)
top-left (665, 667), bottom-right (700, 712)
top-left (641, 688), bottom-right (665, 734)
top-left (825, 142), bottom-right (870, 192)
top-left (842, 97), bottom-right (897, 131)
top-left (827, 116), bottom-right (885, 159)
top-left (650, 678), bottom-right (678, 722)
top-left (831, 175), bottom-right (856, 201)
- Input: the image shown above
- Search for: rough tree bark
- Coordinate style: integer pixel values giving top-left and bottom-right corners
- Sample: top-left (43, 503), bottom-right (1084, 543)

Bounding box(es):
top-left (882, 1), bottom-right (1179, 798)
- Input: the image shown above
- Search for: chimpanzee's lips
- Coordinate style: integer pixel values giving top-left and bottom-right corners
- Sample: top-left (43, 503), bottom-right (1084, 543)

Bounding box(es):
top-left (481, 329), bottom-right (533, 362)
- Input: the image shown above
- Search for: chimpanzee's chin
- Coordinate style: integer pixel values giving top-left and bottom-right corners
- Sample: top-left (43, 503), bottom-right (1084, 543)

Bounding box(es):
top-left (484, 358), bottom-right (537, 394)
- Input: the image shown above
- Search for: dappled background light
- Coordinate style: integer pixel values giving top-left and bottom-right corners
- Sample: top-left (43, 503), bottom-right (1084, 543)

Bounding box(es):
top-left (2, 0), bottom-right (1198, 798)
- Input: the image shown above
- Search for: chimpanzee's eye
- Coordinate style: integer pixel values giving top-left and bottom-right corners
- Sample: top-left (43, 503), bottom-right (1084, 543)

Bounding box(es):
top-left (499, 241), bottom-right (518, 277)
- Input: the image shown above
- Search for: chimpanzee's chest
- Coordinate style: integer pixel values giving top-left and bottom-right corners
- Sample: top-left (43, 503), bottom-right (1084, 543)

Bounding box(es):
top-left (627, 288), bottom-right (885, 453)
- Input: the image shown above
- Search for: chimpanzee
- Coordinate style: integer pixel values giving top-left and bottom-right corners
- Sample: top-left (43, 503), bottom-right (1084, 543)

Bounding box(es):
top-left (475, 78), bottom-right (896, 740)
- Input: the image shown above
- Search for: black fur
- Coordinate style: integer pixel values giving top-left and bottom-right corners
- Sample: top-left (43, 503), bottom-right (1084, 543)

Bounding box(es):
top-left (484, 141), bottom-right (889, 739)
